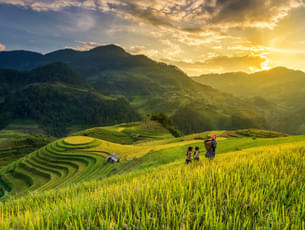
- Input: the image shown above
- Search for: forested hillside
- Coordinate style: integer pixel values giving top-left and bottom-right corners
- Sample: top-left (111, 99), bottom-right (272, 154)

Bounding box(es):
top-left (0, 62), bottom-right (140, 136)
top-left (0, 45), bottom-right (281, 135)
top-left (193, 67), bottom-right (305, 134)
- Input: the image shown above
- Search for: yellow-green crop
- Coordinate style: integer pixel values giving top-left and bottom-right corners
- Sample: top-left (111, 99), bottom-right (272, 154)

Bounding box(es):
top-left (0, 141), bottom-right (304, 229)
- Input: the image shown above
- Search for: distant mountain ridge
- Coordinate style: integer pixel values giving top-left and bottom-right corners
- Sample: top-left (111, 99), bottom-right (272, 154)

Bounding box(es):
top-left (0, 45), bottom-right (300, 135)
top-left (0, 62), bottom-right (140, 136)
top-left (193, 67), bottom-right (305, 133)
top-left (193, 67), bottom-right (305, 107)
top-left (0, 45), bottom-right (155, 73)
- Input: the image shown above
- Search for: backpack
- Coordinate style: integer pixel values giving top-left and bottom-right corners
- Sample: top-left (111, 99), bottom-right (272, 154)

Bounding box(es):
top-left (204, 140), bottom-right (212, 152)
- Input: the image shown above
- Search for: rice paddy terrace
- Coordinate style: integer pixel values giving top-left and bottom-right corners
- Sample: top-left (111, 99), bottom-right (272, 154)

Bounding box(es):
top-left (0, 124), bottom-right (304, 202)
top-left (0, 137), bottom-right (304, 229)
top-left (0, 136), bottom-right (115, 199)
top-left (0, 131), bottom-right (205, 200)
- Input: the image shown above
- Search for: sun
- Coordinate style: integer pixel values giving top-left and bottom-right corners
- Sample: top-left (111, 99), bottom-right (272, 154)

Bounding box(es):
top-left (261, 55), bottom-right (271, 70)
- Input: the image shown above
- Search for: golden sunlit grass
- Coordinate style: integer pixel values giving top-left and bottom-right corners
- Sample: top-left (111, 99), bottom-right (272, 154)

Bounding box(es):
top-left (64, 136), bottom-right (95, 145)
top-left (0, 134), bottom-right (205, 200)
top-left (0, 141), bottom-right (304, 229)
top-left (88, 139), bottom-right (203, 160)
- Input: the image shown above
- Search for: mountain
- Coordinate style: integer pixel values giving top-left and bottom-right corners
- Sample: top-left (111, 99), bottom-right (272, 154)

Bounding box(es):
top-left (0, 63), bottom-right (140, 136)
top-left (193, 67), bottom-right (305, 134)
top-left (193, 67), bottom-right (305, 108)
top-left (0, 45), bottom-right (288, 135)
top-left (0, 45), bottom-right (156, 74)
top-left (0, 50), bottom-right (43, 70)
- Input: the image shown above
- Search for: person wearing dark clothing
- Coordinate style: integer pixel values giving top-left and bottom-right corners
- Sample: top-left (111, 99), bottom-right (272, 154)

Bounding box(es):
top-left (211, 134), bottom-right (217, 158)
top-left (205, 134), bottom-right (217, 158)
top-left (186, 146), bottom-right (193, 164)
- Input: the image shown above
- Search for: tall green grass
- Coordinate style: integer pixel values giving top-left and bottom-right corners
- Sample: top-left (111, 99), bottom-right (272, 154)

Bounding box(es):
top-left (0, 141), bottom-right (304, 229)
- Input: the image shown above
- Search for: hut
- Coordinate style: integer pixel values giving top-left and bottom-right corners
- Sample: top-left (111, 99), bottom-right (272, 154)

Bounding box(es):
top-left (105, 154), bottom-right (120, 163)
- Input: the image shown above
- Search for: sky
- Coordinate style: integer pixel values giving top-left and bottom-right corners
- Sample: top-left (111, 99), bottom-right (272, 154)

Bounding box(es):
top-left (0, 0), bottom-right (305, 76)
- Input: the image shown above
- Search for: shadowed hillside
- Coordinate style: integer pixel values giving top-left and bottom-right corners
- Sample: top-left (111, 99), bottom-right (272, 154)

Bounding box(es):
top-left (0, 45), bottom-right (280, 135)
top-left (193, 67), bottom-right (305, 108)
top-left (0, 62), bottom-right (140, 136)
top-left (193, 67), bottom-right (305, 134)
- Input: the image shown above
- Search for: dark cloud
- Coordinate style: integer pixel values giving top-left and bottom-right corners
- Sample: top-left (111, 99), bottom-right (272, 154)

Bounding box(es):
top-left (0, 0), bottom-right (303, 31)
top-left (101, 0), bottom-right (304, 31)
top-left (107, 2), bottom-right (176, 29)
top-left (209, 0), bottom-right (300, 27)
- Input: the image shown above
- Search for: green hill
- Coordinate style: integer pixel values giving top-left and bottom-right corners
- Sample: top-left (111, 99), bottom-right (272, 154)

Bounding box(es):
top-left (193, 67), bottom-right (305, 108)
top-left (0, 130), bottom-right (304, 229)
top-left (193, 67), bottom-right (305, 133)
top-left (73, 121), bottom-right (174, 144)
top-left (0, 123), bottom-right (301, 201)
top-left (0, 45), bottom-right (280, 135)
top-left (3, 46), bottom-right (305, 135)
top-left (0, 130), bottom-right (55, 167)
top-left (0, 63), bottom-right (140, 137)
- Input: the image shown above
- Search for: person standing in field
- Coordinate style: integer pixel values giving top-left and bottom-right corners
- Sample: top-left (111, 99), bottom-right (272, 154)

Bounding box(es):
top-left (186, 146), bottom-right (193, 164)
top-left (194, 146), bottom-right (200, 161)
top-left (211, 134), bottom-right (217, 158)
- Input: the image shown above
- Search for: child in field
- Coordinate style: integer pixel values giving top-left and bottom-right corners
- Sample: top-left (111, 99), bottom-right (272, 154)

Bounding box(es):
top-left (194, 146), bottom-right (200, 161)
top-left (186, 146), bottom-right (193, 164)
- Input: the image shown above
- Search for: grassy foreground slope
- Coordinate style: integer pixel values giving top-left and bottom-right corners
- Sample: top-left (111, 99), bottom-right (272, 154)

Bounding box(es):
top-left (0, 124), bottom-right (303, 200)
top-left (0, 140), bottom-right (304, 229)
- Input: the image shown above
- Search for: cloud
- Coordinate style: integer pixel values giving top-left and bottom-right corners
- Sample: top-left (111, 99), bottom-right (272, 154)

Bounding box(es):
top-left (1, 0), bottom-right (304, 74)
top-left (0, 43), bottom-right (5, 51)
top-left (1, 0), bottom-right (303, 30)
top-left (99, 0), bottom-right (304, 31)
top-left (60, 12), bottom-right (96, 32)
top-left (0, 0), bottom-right (97, 11)
top-left (3, 0), bottom-right (303, 57)
top-left (171, 55), bottom-right (267, 75)
top-left (206, 0), bottom-right (304, 29)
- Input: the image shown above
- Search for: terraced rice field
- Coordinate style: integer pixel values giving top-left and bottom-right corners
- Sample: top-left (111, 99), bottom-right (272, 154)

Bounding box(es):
top-left (0, 133), bottom-right (207, 199)
top-left (0, 140), bottom-right (304, 229)
top-left (0, 136), bottom-right (118, 199)
top-left (2, 130), bottom-right (305, 200)
top-left (64, 136), bottom-right (95, 145)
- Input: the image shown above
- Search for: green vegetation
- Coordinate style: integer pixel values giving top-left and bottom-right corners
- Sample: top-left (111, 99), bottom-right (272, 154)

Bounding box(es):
top-left (0, 130), bottom-right (54, 167)
top-left (0, 45), bottom-right (304, 228)
top-left (193, 67), bottom-right (305, 134)
top-left (0, 137), bottom-right (304, 229)
top-left (113, 134), bottom-right (305, 174)
top-left (0, 45), bottom-right (289, 136)
top-left (151, 113), bottom-right (182, 137)
top-left (0, 62), bottom-right (140, 136)
top-left (0, 136), bottom-right (114, 199)
top-left (73, 121), bottom-right (173, 144)
top-left (0, 123), bottom-right (303, 202)
top-left (233, 129), bottom-right (288, 138)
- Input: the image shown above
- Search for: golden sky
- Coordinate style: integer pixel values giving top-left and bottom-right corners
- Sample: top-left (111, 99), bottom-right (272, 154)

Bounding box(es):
top-left (0, 0), bottom-right (305, 75)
